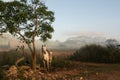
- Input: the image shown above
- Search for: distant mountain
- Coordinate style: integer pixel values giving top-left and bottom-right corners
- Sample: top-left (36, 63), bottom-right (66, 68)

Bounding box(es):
top-left (0, 33), bottom-right (108, 50)
top-left (61, 36), bottom-right (106, 49)
top-left (37, 36), bottom-right (107, 50)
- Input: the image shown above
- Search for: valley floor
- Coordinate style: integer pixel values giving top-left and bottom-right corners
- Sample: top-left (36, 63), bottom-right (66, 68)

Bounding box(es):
top-left (44, 62), bottom-right (120, 80)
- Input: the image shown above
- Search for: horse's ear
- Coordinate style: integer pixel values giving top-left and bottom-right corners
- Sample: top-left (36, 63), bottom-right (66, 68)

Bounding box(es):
top-left (43, 44), bottom-right (46, 47)
top-left (44, 44), bottom-right (46, 47)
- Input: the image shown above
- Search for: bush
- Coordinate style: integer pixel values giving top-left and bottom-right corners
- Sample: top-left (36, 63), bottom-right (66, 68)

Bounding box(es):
top-left (70, 44), bottom-right (120, 63)
top-left (0, 51), bottom-right (32, 66)
top-left (0, 51), bottom-right (23, 66)
top-left (52, 59), bottom-right (72, 69)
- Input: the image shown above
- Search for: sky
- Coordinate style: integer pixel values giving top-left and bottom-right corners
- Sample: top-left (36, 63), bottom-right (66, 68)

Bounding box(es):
top-left (45, 0), bottom-right (120, 41)
top-left (2, 0), bottom-right (120, 41)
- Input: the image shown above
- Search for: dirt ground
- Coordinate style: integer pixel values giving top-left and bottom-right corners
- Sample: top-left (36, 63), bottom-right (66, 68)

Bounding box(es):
top-left (39, 50), bottom-right (120, 80)
top-left (33, 61), bottom-right (120, 80)
top-left (46, 62), bottom-right (120, 80)
top-left (46, 69), bottom-right (120, 80)
top-left (1, 50), bottom-right (120, 80)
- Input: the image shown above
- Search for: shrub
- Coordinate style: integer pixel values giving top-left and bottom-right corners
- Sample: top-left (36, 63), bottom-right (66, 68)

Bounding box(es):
top-left (0, 51), bottom-right (32, 66)
top-left (70, 44), bottom-right (120, 63)
top-left (52, 59), bottom-right (72, 69)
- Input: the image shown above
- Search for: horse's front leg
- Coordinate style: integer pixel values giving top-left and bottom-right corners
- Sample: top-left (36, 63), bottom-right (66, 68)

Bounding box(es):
top-left (47, 60), bottom-right (50, 71)
top-left (43, 60), bottom-right (46, 70)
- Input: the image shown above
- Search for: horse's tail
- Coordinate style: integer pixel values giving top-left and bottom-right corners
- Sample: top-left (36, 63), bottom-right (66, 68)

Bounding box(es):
top-left (49, 51), bottom-right (53, 62)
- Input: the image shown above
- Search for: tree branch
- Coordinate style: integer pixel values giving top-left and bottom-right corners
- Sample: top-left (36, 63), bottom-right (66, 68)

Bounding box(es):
top-left (16, 31), bottom-right (34, 56)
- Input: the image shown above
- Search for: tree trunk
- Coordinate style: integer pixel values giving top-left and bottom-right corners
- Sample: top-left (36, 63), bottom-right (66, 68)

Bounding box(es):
top-left (32, 8), bottom-right (38, 71)
top-left (32, 40), bottom-right (37, 72)
top-left (32, 53), bottom-right (36, 71)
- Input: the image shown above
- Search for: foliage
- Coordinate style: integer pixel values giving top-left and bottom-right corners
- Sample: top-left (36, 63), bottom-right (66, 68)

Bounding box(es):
top-left (105, 39), bottom-right (119, 49)
top-left (70, 44), bottom-right (120, 63)
top-left (0, 0), bottom-right (55, 70)
top-left (0, 0), bottom-right (54, 41)
top-left (52, 59), bottom-right (73, 69)
top-left (0, 51), bottom-right (23, 66)
top-left (0, 68), bottom-right (6, 80)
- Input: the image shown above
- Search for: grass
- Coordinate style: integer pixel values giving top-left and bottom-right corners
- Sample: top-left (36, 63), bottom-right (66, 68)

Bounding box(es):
top-left (0, 50), bottom-right (120, 80)
top-left (76, 62), bottom-right (120, 80)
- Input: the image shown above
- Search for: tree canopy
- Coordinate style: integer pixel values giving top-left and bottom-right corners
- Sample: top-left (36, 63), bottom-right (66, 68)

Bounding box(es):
top-left (0, 0), bottom-right (54, 41)
top-left (0, 0), bottom-right (55, 71)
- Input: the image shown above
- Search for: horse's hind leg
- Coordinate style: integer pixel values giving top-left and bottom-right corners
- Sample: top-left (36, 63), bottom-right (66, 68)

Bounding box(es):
top-left (49, 61), bottom-right (52, 71)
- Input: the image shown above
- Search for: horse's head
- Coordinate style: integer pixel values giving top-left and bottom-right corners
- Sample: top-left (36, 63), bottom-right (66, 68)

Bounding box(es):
top-left (42, 44), bottom-right (47, 51)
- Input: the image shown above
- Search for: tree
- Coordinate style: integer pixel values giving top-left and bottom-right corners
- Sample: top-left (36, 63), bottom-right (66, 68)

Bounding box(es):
top-left (0, 0), bottom-right (55, 71)
top-left (105, 39), bottom-right (119, 48)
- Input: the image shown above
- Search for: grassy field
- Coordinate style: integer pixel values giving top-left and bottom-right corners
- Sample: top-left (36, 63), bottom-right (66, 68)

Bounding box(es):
top-left (51, 50), bottom-right (120, 80)
top-left (49, 61), bottom-right (120, 80)
top-left (0, 50), bottom-right (120, 80)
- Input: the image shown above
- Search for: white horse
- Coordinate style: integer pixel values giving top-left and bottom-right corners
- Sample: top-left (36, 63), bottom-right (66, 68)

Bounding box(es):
top-left (41, 45), bottom-right (52, 71)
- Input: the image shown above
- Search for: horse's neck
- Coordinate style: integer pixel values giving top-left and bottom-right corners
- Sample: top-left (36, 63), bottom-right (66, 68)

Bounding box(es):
top-left (42, 48), bottom-right (49, 53)
top-left (43, 49), bottom-right (48, 55)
